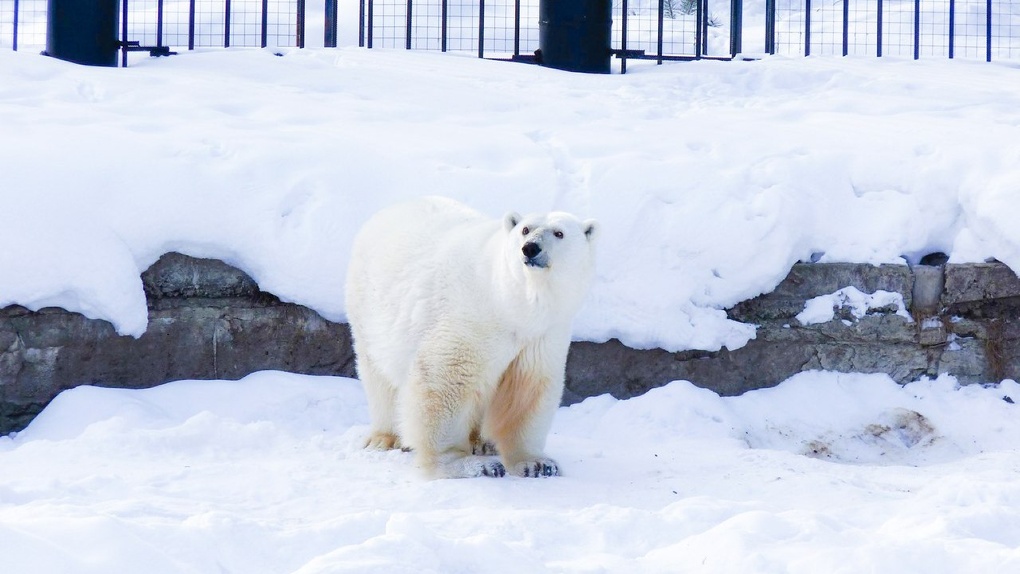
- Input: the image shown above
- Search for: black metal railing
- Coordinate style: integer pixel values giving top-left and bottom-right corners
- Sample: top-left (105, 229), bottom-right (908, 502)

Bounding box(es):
top-left (1, 0), bottom-right (310, 60)
top-left (2, 0), bottom-right (1018, 67)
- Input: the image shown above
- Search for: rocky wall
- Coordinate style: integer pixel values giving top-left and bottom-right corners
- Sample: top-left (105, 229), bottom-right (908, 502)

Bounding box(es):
top-left (3, 252), bottom-right (1020, 434)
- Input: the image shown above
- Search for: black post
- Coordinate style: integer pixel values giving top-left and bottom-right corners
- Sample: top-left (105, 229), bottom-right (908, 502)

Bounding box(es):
top-left (406, 0), bottom-right (412, 50)
top-left (261, 0), bottom-right (268, 47)
top-left (12, 0), bottom-right (18, 51)
top-left (616, 0), bottom-right (624, 73)
top-left (478, 0), bottom-right (485, 58)
top-left (121, 0), bottom-right (128, 67)
top-left (700, 0), bottom-right (707, 55)
top-left (804, 0), bottom-right (811, 56)
top-left (46, 0), bottom-right (121, 66)
top-left (986, 0), bottom-right (992, 62)
top-left (538, 0), bottom-right (613, 73)
top-left (441, 0), bottom-right (447, 51)
top-left (913, 0), bottom-right (919, 59)
top-left (188, 0), bottom-right (195, 50)
top-left (224, 0), bottom-right (231, 48)
top-left (729, 0), bottom-right (742, 57)
top-left (765, 0), bottom-right (775, 54)
top-left (657, 0), bottom-right (664, 64)
top-left (948, 0), bottom-right (955, 58)
top-left (842, 0), bottom-right (849, 56)
top-left (157, 0), bottom-right (164, 47)
top-left (514, 0), bottom-right (520, 57)
top-left (876, 0), bottom-right (883, 57)
top-left (297, 0), bottom-right (305, 48)
top-left (359, 0), bottom-right (365, 47)
top-left (325, 0), bottom-right (338, 47)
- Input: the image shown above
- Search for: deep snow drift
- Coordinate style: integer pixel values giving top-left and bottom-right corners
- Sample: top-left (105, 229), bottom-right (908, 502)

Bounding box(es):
top-left (2, 47), bottom-right (1020, 353)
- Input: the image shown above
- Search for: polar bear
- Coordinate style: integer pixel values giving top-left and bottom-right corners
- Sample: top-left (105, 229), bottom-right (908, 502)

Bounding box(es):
top-left (345, 196), bottom-right (598, 479)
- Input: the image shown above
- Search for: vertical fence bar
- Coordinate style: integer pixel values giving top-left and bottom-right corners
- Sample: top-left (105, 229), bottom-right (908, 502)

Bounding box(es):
top-left (405, 0), bottom-right (412, 49)
top-left (12, 0), bottom-right (18, 51)
top-left (657, 0), bottom-right (664, 64)
top-left (367, 0), bottom-right (374, 48)
top-left (986, 0), bottom-right (992, 62)
top-left (157, 0), bottom-right (165, 47)
top-left (765, 0), bottom-right (775, 54)
top-left (478, 0), bottom-right (484, 58)
top-left (698, 0), bottom-right (705, 56)
top-left (224, 0), bottom-right (231, 48)
top-left (297, 0), bottom-right (305, 48)
top-left (876, 0), bottom-right (883, 57)
top-left (188, 0), bottom-right (196, 50)
top-left (359, 0), bottom-right (365, 46)
top-left (730, 0), bottom-right (742, 56)
top-left (948, 0), bottom-right (955, 58)
top-left (325, 0), bottom-right (338, 47)
top-left (622, 0), bottom-right (629, 73)
top-left (261, 0), bottom-right (268, 48)
top-left (913, 0), bottom-right (919, 59)
top-left (805, 0), bottom-right (811, 56)
top-left (513, 0), bottom-right (520, 57)
top-left (842, 0), bottom-right (849, 56)
top-left (441, 0), bottom-right (447, 51)
top-left (121, 0), bottom-right (129, 66)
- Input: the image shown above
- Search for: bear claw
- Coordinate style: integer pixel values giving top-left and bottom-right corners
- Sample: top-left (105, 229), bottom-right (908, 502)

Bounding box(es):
top-left (481, 461), bottom-right (506, 477)
top-left (516, 459), bottom-right (559, 478)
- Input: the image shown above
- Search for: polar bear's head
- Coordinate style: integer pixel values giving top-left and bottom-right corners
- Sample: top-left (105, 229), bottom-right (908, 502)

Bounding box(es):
top-left (502, 210), bottom-right (599, 280)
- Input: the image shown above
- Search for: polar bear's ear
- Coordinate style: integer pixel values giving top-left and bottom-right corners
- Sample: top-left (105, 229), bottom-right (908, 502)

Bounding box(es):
top-left (583, 219), bottom-right (599, 242)
top-left (504, 212), bottom-right (521, 233)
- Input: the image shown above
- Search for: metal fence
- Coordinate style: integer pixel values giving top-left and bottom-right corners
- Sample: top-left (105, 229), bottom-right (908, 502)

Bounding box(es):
top-left (0, 0), bottom-right (312, 55)
top-left (2, 0), bottom-right (1018, 66)
top-left (359, 0), bottom-right (1020, 63)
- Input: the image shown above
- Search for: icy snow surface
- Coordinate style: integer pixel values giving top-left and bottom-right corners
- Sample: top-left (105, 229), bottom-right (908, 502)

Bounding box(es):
top-left (3, 38), bottom-right (1020, 573)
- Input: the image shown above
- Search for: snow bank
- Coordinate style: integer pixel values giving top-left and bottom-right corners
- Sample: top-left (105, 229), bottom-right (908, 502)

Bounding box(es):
top-left (2, 370), bottom-right (1020, 573)
top-left (2, 49), bottom-right (1020, 352)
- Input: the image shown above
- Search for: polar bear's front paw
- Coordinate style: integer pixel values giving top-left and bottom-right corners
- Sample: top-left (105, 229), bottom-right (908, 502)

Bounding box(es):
top-left (480, 460), bottom-right (507, 477)
top-left (365, 432), bottom-right (402, 450)
top-left (434, 455), bottom-right (505, 478)
top-left (513, 458), bottom-right (560, 478)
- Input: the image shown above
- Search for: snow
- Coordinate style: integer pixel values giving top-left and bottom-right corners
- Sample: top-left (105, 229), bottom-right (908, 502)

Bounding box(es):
top-left (795, 286), bottom-right (911, 326)
top-left (3, 371), bottom-right (1020, 572)
top-left (3, 46), bottom-right (1020, 352)
top-left (3, 32), bottom-right (1020, 573)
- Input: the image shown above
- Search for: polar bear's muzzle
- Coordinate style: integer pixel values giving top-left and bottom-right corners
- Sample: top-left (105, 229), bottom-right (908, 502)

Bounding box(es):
top-left (522, 241), bottom-right (549, 269)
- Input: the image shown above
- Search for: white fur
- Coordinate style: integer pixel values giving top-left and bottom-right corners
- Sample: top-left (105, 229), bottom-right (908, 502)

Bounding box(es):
top-left (345, 196), bottom-right (598, 478)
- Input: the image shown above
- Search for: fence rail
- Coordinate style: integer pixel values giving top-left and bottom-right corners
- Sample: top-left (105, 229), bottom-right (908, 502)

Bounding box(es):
top-left (2, 0), bottom-right (1018, 67)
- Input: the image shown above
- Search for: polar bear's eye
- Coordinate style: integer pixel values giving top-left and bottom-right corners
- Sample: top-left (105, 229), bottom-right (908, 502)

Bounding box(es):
top-left (553, 231), bottom-right (564, 239)
top-left (522, 227), bottom-right (530, 236)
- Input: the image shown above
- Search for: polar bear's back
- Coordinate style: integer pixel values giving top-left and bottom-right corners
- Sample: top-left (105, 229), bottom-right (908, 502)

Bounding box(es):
top-left (345, 197), bottom-right (498, 383)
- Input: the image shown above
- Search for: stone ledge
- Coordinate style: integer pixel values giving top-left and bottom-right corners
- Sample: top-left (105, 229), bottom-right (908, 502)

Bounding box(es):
top-left (4, 254), bottom-right (1020, 434)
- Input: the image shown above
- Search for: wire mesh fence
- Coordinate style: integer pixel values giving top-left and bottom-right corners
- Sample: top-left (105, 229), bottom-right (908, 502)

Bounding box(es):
top-left (1, 0), bottom-right (1018, 65)
top-left (1, 0), bottom-right (305, 52)
top-left (772, 0), bottom-right (1019, 60)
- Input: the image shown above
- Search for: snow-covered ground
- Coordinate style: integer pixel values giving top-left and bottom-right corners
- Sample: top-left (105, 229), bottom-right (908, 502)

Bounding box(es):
top-left (4, 371), bottom-right (1020, 572)
top-left (2, 43), bottom-right (1020, 572)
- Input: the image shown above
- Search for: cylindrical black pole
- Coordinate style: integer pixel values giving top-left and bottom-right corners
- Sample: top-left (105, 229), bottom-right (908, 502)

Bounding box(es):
top-left (538, 0), bottom-right (612, 73)
top-left (325, 0), bottom-right (338, 47)
top-left (45, 0), bottom-right (120, 66)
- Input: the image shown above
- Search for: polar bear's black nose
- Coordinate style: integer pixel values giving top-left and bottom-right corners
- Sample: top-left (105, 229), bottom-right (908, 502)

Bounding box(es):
top-left (522, 242), bottom-right (542, 259)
